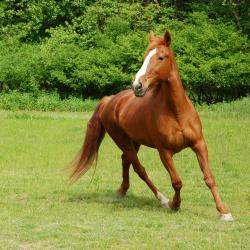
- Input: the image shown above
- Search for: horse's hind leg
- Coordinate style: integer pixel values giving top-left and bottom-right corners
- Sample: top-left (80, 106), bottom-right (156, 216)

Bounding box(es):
top-left (192, 139), bottom-right (233, 221)
top-left (117, 143), bottom-right (140, 197)
top-left (159, 150), bottom-right (182, 210)
top-left (108, 129), bottom-right (161, 200)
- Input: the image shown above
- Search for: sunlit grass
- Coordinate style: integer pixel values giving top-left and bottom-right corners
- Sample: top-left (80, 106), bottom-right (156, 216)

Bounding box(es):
top-left (0, 97), bottom-right (249, 249)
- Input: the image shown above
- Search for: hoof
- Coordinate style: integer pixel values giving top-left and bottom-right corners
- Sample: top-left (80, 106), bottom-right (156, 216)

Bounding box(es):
top-left (157, 191), bottom-right (170, 209)
top-left (116, 188), bottom-right (126, 198)
top-left (168, 200), bottom-right (180, 211)
top-left (220, 213), bottom-right (233, 222)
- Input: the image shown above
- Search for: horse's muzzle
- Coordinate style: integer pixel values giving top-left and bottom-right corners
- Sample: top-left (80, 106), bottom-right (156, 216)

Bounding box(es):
top-left (132, 81), bottom-right (148, 97)
top-left (135, 92), bottom-right (145, 97)
top-left (133, 88), bottom-right (148, 97)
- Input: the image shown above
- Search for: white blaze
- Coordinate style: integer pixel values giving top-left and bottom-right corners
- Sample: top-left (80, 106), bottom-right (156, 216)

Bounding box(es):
top-left (133, 48), bottom-right (157, 88)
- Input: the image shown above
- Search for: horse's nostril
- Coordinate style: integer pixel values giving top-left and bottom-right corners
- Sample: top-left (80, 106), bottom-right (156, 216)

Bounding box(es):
top-left (136, 82), bottom-right (142, 90)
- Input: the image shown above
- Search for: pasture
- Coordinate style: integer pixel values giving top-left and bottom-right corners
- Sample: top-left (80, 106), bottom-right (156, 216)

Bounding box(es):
top-left (0, 98), bottom-right (249, 249)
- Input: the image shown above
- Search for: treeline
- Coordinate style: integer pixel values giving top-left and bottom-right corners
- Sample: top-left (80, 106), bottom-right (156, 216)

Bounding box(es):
top-left (0, 0), bottom-right (249, 103)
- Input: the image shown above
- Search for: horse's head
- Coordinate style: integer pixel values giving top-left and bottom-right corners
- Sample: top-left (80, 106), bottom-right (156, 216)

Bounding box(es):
top-left (132, 30), bottom-right (174, 97)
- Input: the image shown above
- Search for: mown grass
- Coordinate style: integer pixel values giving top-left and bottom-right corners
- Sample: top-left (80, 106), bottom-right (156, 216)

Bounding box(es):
top-left (0, 97), bottom-right (249, 249)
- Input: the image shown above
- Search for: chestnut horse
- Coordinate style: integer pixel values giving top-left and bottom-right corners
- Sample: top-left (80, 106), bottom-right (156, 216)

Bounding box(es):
top-left (70, 31), bottom-right (233, 221)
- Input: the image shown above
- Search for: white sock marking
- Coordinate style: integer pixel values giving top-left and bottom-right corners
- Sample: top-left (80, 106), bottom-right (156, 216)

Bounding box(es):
top-left (220, 213), bottom-right (233, 222)
top-left (133, 48), bottom-right (157, 88)
top-left (157, 191), bottom-right (170, 208)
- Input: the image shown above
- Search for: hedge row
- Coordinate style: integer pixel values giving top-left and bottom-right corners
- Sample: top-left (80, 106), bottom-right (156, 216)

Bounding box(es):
top-left (0, 1), bottom-right (249, 103)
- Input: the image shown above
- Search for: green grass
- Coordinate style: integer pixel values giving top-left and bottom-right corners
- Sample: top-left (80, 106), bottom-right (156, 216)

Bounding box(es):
top-left (0, 97), bottom-right (249, 249)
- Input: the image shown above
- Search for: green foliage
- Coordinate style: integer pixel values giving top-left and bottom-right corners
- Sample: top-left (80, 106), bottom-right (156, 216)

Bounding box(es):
top-left (161, 12), bottom-right (250, 103)
top-left (0, 0), bottom-right (249, 103)
top-left (190, 0), bottom-right (250, 35)
top-left (0, 0), bottom-right (92, 41)
top-left (0, 91), bottom-right (98, 111)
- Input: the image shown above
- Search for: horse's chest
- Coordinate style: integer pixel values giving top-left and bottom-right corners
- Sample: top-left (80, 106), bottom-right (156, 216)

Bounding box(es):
top-left (156, 119), bottom-right (192, 151)
top-left (159, 129), bottom-right (184, 148)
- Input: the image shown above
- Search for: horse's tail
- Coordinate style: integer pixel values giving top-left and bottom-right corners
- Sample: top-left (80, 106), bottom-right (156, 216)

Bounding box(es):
top-left (69, 97), bottom-right (111, 184)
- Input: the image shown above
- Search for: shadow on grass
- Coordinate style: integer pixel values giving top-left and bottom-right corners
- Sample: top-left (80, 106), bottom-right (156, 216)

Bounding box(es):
top-left (66, 190), bottom-right (177, 213)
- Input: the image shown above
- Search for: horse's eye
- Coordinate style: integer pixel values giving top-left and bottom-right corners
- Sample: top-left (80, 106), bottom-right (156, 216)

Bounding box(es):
top-left (158, 56), bottom-right (164, 61)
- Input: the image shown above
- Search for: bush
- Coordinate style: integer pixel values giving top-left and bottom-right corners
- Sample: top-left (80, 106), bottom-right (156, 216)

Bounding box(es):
top-left (157, 12), bottom-right (250, 103)
top-left (0, 1), bottom-right (249, 103)
top-left (0, 91), bottom-right (98, 112)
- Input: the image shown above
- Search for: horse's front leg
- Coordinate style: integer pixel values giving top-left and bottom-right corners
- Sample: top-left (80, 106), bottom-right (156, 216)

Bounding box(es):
top-left (158, 150), bottom-right (183, 210)
top-left (192, 138), bottom-right (233, 221)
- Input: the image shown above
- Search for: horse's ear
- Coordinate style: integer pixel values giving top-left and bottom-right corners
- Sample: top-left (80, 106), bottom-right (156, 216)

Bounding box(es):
top-left (149, 31), bottom-right (155, 42)
top-left (164, 31), bottom-right (171, 47)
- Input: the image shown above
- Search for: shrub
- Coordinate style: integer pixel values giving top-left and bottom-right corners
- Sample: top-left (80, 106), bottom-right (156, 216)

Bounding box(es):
top-left (0, 91), bottom-right (98, 112)
top-left (0, 1), bottom-right (249, 103)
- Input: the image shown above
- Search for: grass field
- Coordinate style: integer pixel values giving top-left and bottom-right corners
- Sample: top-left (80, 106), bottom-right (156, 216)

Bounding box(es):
top-left (0, 97), bottom-right (250, 249)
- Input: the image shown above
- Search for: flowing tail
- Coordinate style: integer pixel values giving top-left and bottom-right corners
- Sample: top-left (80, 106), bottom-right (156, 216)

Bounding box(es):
top-left (69, 98), bottom-right (109, 183)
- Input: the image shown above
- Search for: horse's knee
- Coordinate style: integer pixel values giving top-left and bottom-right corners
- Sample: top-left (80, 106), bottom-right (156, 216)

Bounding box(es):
top-left (172, 180), bottom-right (182, 192)
top-left (204, 176), bottom-right (215, 189)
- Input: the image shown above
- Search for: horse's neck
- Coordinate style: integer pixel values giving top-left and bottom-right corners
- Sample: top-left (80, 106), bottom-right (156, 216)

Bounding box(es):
top-left (161, 70), bottom-right (188, 118)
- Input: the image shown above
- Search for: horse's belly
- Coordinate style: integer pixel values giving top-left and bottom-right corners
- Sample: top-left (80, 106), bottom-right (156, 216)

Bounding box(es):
top-left (125, 128), bottom-right (156, 148)
top-left (119, 112), bottom-right (156, 148)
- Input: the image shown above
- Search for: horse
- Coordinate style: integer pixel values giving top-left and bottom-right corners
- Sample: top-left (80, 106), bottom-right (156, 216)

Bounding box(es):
top-left (69, 30), bottom-right (233, 221)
